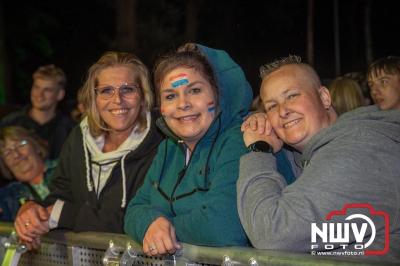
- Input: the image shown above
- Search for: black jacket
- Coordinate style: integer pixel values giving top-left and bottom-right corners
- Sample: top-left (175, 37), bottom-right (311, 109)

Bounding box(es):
top-left (0, 105), bottom-right (76, 159)
top-left (43, 116), bottom-right (163, 233)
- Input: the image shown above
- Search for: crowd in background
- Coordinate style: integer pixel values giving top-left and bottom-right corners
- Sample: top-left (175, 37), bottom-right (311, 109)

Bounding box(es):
top-left (0, 45), bottom-right (399, 261)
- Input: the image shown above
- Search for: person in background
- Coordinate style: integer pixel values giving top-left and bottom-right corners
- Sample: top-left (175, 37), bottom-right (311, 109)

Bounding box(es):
top-left (367, 56), bottom-right (400, 110)
top-left (343, 72), bottom-right (372, 106)
top-left (70, 88), bottom-right (86, 122)
top-left (238, 55), bottom-right (400, 261)
top-left (0, 126), bottom-right (56, 221)
top-left (0, 64), bottom-right (75, 160)
top-left (250, 95), bottom-right (265, 112)
top-left (328, 77), bottom-right (364, 116)
top-left (124, 43), bottom-right (254, 256)
top-left (14, 51), bottom-right (163, 250)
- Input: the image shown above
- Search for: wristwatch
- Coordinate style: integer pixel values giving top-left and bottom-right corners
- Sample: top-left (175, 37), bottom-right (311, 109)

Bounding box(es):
top-left (247, 141), bottom-right (273, 153)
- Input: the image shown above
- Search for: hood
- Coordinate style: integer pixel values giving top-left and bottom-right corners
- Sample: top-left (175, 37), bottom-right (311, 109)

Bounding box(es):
top-left (197, 44), bottom-right (253, 129)
top-left (80, 112), bottom-right (153, 208)
top-left (301, 105), bottom-right (400, 164)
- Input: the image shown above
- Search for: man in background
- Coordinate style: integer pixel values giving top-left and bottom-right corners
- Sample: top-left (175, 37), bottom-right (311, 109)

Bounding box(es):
top-left (0, 64), bottom-right (75, 160)
top-left (367, 56), bottom-right (400, 110)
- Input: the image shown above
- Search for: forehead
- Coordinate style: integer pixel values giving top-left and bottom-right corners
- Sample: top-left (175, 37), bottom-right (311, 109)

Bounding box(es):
top-left (3, 137), bottom-right (22, 147)
top-left (368, 70), bottom-right (398, 81)
top-left (261, 65), bottom-right (315, 99)
top-left (161, 67), bottom-right (205, 88)
top-left (33, 78), bottom-right (59, 88)
top-left (97, 66), bottom-right (136, 83)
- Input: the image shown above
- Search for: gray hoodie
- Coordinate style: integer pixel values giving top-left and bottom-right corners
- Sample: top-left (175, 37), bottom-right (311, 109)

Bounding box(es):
top-left (237, 105), bottom-right (400, 262)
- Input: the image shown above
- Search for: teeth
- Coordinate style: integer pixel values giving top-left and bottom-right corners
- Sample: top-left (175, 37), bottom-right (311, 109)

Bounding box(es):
top-left (179, 115), bottom-right (197, 121)
top-left (110, 109), bottom-right (128, 115)
top-left (283, 119), bottom-right (300, 128)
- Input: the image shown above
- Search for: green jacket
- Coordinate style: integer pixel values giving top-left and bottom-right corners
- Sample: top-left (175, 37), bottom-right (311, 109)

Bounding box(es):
top-left (124, 44), bottom-right (253, 246)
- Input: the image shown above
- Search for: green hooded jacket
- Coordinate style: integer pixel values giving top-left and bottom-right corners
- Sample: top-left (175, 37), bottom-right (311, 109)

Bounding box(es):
top-left (124, 44), bottom-right (253, 246)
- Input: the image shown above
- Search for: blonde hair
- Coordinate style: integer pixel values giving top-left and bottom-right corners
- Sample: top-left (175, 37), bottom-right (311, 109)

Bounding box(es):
top-left (329, 77), bottom-right (364, 115)
top-left (80, 51), bottom-right (154, 137)
top-left (33, 64), bottom-right (66, 89)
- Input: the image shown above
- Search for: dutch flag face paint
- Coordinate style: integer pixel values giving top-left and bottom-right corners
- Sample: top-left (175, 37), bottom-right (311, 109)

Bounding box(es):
top-left (170, 73), bottom-right (189, 89)
top-left (207, 101), bottom-right (216, 113)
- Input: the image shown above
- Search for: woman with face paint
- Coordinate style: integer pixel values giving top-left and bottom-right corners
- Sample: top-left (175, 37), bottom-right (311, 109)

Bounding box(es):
top-left (124, 43), bottom-right (253, 255)
top-left (14, 52), bottom-right (163, 250)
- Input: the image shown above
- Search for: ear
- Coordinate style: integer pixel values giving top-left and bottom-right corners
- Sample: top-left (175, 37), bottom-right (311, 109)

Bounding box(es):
top-left (318, 86), bottom-right (332, 110)
top-left (57, 88), bottom-right (65, 101)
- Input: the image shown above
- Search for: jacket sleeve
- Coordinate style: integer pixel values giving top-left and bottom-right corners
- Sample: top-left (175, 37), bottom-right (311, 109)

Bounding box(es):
top-left (42, 128), bottom-right (79, 229)
top-left (124, 142), bottom-right (173, 243)
top-left (172, 132), bottom-right (248, 246)
top-left (237, 131), bottom-right (398, 251)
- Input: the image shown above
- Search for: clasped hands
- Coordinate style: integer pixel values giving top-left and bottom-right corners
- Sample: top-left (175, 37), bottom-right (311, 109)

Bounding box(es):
top-left (241, 112), bottom-right (283, 152)
top-left (14, 201), bottom-right (53, 250)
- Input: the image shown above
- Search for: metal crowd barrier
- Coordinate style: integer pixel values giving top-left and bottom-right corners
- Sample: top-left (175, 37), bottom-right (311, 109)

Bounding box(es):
top-left (0, 222), bottom-right (396, 266)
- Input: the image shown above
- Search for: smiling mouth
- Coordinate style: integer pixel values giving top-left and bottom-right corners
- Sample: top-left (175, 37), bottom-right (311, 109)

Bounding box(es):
top-left (283, 118), bottom-right (301, 129)
top-left (176, 114), bottom-right (199, 122)
top-left (110, 108), bottom-right (129, 115)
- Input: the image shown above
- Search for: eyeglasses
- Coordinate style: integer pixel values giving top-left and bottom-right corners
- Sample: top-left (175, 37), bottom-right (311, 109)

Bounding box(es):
top-left (1, 139), bottom-right (29, 160)
top-left (95, 84), bottom-right (140, 100)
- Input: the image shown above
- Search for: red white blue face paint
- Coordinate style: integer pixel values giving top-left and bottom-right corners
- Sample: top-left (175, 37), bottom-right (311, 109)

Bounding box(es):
top-left (207, 101), bottom-right (216, 113)
top-left (170, 73), bottom-right (189, 88)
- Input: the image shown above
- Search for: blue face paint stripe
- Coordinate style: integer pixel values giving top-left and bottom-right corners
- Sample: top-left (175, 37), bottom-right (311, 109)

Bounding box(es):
top-left (171, 79), bottom-right (189, 88)
top-left (208, 106), bottom-right (216, 112)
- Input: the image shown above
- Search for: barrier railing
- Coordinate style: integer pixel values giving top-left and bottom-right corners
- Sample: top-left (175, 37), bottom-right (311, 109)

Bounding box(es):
top-left (0, 222), bottom-right (396, 266)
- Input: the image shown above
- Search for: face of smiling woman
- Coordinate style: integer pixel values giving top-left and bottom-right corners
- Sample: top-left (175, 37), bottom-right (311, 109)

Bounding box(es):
top-left (95, 66), bottom-right (142, 136)
top-left (2, 138), bottom-right (44, 184)
top-left (160, 67), bottom-right (216, 151)
top-left (261, 64), bottom-right (332, 152)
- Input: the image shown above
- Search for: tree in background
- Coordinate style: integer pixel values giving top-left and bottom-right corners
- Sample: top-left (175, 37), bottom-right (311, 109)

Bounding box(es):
top-left (0, 1), bottom-right (9, 105)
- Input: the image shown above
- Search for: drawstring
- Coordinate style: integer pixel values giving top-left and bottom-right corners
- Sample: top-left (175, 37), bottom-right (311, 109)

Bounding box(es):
top-left (83, 133), bottom-right (129, 208)
top-left (203, 115), bottom-right (221, 187)
top-left (83, 135), bottom-right (93, 192)
top-left (154, 113), bottom-right (222, 210)
top-left (120, 153), bottom-right (128, 208)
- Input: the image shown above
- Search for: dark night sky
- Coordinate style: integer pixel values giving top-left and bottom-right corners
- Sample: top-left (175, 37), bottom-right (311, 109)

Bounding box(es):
top-left (2, 0), bottom-right (400, 108)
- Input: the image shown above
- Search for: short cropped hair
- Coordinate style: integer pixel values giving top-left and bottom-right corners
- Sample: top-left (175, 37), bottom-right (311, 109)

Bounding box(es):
top-left (33, 64), bottom-right (67, 89)
top-left (153, 43), bottom-right (219, 106)
top-left (259, 55), bottom-right (321, 88)
top-left (80, 51), bottom-right (153, 137)
top-left (259, 55), bottom-right (302, 79)
top-left (367, 56), bottom-right (400, 80)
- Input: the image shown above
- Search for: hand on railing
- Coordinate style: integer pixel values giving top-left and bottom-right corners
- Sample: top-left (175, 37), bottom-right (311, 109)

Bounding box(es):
top-left (143, 216), bottom-right (182, 256)
top-left (14, 201), bottom-right (51, 250)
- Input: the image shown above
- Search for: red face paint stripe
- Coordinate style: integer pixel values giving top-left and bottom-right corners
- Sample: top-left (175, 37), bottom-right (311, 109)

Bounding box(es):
top-left (169, 73), bottom-right (188, 81)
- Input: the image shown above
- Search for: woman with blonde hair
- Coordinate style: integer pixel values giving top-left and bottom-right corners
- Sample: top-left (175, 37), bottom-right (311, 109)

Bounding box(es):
top-left (329, 77), bottom-right (364, 115)
top-left (15, 51), bottom-right (163, 249)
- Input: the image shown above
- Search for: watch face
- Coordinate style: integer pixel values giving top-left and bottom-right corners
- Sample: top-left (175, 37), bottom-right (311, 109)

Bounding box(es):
top-left (249, 141), bottom-right (272, 153)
